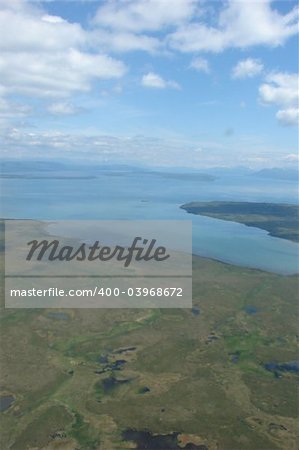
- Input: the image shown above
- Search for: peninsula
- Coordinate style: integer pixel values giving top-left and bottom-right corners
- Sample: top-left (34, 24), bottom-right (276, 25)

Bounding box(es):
top-left (180, 201), bottom-right (299, 242)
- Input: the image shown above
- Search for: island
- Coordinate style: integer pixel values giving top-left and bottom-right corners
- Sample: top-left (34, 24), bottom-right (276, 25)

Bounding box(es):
top-left (180, 201), bottom-right (299, 242)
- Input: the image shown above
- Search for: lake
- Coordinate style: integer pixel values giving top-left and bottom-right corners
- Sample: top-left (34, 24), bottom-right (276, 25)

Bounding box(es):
top-left (1, 169), bottom-right (298, 274)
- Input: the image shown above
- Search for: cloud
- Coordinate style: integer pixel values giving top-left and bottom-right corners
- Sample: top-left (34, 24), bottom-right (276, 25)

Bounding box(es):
top-left (1, 129), bottom-right (207, 167)
top-left (259, 73), bottom-right (298, 106)
top-left (283, 153), bottom-right (299, 162)
top-left (0, 8), bottom-right (85, 52)
top-left (276, 108), bottom-right (299, 126)
top-left (168, 0), bottom-right (298, 52)
top-left (0, 49), bottom-right (126, 98)
top-left (92, 29), bottom-right (160, 53)
top-left (141, 72), bottom-right (180, 89)
top-left (47, 102), bottom-right (82, 116)
top-left (93, 0), bottom-right (196, 33)
top-left (92, 1), bottom-right (298, 55)
top-left (0, 97), bottom-right (31, 119)
top-left (190, 57), bottom-right (210, 73)
top-left (1, 127), bottom-right (295, 169)
top-left (232, 58), bottom-right (263, 79)
top-left (259, 72), bottom-right (299, 126)
top-left (0, 1), bottom-right (127, 99)
top-left (91, 0), bottom-right (197, 54)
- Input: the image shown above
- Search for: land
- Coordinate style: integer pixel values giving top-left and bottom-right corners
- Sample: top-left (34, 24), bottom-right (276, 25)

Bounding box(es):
top-left (0, 221), bottom-right (298, 450)
top-left (180, 201), bottom-right (299, 242)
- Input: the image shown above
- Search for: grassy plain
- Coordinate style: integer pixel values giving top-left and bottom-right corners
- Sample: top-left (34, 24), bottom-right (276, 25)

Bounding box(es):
top-left (0, 223), bottom-right (298, 449)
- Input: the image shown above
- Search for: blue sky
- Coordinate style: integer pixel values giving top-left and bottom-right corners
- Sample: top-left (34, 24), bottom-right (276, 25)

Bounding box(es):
top-left (0, 0), bottom-right (298, 168)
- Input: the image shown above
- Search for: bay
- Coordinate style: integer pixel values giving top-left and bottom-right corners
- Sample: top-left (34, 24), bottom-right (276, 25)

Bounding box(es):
top-left (1, 169), bottom-right (298, 274)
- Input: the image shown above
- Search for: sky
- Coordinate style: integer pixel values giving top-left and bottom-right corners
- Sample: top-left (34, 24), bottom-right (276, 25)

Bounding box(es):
top-left (0, 0), bottom-right (298, 169)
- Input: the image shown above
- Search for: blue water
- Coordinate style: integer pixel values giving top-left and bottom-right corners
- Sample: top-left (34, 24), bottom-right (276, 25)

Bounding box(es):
top-left (1, 170), bottom-right (298, 274)
top-left (264, 361), bottom-right (299, 374)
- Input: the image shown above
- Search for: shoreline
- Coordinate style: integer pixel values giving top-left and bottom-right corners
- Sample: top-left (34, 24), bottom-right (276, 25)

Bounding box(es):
top-left (180, 200), bottom-right (299, 243)
top-left (1, 218), bottom-right (298, 277)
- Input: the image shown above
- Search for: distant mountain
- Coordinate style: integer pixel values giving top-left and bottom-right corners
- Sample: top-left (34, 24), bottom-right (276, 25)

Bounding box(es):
top-left (0, 160), bottom-right (151, 174)
top-left (1, 160), bottom-right (66, 172)
top-left (148, 171), bottom-right (216, 181)
top-left (0, 160), bottom-right (217, 181)
top-left (253, 168), bottom-right (298, 181)
top-left (195, 166), bottom-right (253, 177)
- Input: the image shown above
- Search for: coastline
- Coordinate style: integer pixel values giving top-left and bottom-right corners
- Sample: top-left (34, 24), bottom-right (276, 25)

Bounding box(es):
top-left (2, 218), bottom-right (298, 277)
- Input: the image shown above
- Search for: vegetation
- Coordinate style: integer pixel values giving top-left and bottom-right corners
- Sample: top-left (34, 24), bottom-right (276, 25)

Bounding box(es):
top-left (0, 223), bottom-right (298, 449)
top-left (180, 201), bottom-right (299, 242)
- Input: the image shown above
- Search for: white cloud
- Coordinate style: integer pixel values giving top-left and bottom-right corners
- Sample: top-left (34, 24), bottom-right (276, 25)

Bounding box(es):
top-left (91, 1), bottom-right (298, 55)
top-left (91, 29), bottom-right (160, 53)
top-left (0, 4), bottom-right (85, 52)
top-left (90, 0), bottom-right (198, 54)
top-left (190, 57), bottom-right (210, 73)
top-left (42, 14), bottom-right (65, 25)
top-left (0, 49), bottom-right (126, 98)
top-left (259, 73), bottom-right (298, 106)
top-left (232, 58), bottom-right (263, 79)
top-left (0, 97), bottom-right (32, 131)
top-left (276, 108), bottom-right (299, 126)
top-left (259, 72), bottom-right (298, 125)
top-left (1, 0), bottom-right (297, 64)
top-left (141, 72), bottom-right (180, 89)
top-left (168, 0), bottom-right (298, 53)
top-left (0, 1), bottom-right (127, 99)
top-left (47, 102), bottom-right (82, 116)
top-left (141, 72), bottom-right (165, 88)
top-left (283, 153), bottom-right (299, 161)
top-left (1, 129), bottom-right (206, 167)
top-left (1, 128), bottom-right (295, 169)
top-left (93, 0), bottom-right (197, 33)
top-left (0, 97), bottom-right (31, 119)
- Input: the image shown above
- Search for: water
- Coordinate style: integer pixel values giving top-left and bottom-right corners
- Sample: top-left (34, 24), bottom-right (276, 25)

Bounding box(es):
top-left (244, 306), bottom-right (258, 315)
top-left (1, 169), bottom-right (298, 274)
top-left (0, 395), bottom-right (15, 412)
top-left (102, 375), bottom-right (130, 393)
top-left (122, 429), bottom-right (208, 450)
top-left (264, 361), bottom-right (299, 374)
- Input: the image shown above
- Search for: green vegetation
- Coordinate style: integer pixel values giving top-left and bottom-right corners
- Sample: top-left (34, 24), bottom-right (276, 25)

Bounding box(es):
top-left (180, 201), bottom-right (299, 242)
top-left (10, 405), bottom-right (73, 450)
top-left (70, 411), bottom-right (99, 449)
top-left (0, 222), bottom-right (298, 449)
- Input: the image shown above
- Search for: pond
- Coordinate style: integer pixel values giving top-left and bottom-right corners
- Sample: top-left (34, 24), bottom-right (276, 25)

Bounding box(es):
top-left (122, 429), bottom-right (209, 449)
top-left (0, 395), bottom-right (15, 412)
